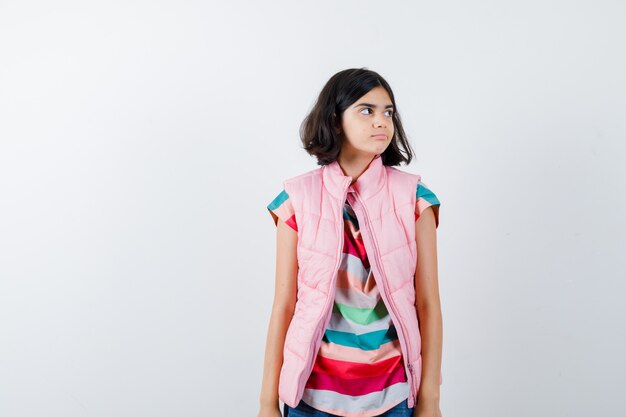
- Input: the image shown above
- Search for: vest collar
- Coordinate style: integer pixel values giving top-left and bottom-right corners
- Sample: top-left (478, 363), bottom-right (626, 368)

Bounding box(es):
top-left (322, 153), bottom-right (387, 201)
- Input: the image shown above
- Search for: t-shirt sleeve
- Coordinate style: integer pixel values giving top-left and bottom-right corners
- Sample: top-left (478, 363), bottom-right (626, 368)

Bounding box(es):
top-left (267, 189), bottom-right (298, 232)
top-left (415, 179), bottom-right (440, 228)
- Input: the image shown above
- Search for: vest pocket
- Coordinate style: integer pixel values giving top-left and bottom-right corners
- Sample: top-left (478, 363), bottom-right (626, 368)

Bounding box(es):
top-left (409, 356), bottom-right (422, 399)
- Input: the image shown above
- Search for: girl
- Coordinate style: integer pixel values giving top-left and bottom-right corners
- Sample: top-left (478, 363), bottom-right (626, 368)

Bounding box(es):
top-left (258, 68), bottom-right (443, 417)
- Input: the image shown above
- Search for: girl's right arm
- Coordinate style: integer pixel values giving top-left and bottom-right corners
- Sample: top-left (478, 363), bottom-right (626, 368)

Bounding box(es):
top-left (257, 219), bottom-right (298, 417)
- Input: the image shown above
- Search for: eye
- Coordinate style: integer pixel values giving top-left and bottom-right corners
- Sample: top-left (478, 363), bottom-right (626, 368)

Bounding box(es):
top-left (359, 107), bottom-right (394, 117)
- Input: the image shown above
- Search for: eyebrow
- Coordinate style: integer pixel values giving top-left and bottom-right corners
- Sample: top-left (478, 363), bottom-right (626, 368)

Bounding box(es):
top-left (353, 102), bottom-right (394, 109)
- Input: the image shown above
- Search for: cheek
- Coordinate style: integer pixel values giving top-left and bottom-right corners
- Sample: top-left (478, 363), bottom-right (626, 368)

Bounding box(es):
top-left (343, 118), bottom-right (367, 135)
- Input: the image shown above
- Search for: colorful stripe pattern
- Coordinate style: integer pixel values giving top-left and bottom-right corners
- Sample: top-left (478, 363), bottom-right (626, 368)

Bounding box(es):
top-left (267, 180), bottom-right (440, 417)
top-left (267, 189), bottom-right (298, 231)
top-left (415, 179), bottom-right (440, 227)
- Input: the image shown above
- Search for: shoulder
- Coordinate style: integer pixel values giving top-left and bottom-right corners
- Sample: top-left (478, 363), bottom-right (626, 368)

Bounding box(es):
top-left (281, 166), bottom-right (324, 200)
top-left (416, 178), bottom-right (440, 203)
top-left (386, 166), bottom-right (422, 194)
top-left (386, 166), bottom-right (438, 196)
top-left (283, 166), bottom-right (322, 186)
top-left (387, 166), bottom-right (421, 182)
top-left (267, 189), bottom-right (298, 231)
top-left (413, 175), bottom-right (441, 227)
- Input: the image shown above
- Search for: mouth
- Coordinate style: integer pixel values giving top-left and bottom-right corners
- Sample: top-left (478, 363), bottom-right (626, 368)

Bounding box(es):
top-left (372, 134), bottom-right (388, 140)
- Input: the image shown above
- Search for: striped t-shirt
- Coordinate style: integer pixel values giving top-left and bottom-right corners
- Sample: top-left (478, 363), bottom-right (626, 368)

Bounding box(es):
top-left (267, 180), bottom-right (440, 417)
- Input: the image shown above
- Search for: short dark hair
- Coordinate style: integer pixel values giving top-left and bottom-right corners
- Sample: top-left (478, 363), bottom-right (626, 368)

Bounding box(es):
top-left (299, 68), bottom-right (414, 166)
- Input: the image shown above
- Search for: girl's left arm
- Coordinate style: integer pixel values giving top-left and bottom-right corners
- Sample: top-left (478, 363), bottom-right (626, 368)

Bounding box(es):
top-left (414, 205), bottom-right (443, 411)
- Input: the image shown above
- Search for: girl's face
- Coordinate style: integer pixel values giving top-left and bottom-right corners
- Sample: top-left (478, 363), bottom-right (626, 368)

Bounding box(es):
top-left (338, 86), bottom-right (395, 158)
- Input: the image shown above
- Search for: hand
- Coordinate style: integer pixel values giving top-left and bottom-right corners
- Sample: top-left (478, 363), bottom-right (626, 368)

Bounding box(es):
top-left (257, 403), bottom-right (282, 417)
top-left (412, 395), bottom-right (442, 417)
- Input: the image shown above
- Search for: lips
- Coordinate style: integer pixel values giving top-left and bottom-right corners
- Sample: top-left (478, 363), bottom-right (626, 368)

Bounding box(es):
top-left (372, 134), bottom-right (387, 140)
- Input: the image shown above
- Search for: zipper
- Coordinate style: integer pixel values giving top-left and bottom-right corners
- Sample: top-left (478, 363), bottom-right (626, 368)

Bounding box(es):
top-left (294, 177), bottom-right (352, 404)
top-left (350, 191), bottom-right (416, 405)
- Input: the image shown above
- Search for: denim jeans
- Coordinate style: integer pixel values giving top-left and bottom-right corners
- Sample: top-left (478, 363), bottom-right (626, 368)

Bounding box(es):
top-left (283, 398), bottom-right (414, 417)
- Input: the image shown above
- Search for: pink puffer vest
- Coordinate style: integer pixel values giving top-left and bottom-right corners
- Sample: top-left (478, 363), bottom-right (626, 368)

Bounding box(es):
top-left (277, 154), bottom-right (441, 409)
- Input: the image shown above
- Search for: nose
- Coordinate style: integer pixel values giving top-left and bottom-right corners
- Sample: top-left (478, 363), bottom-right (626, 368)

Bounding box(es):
top-left (373, 116), bottom-right (386, 128)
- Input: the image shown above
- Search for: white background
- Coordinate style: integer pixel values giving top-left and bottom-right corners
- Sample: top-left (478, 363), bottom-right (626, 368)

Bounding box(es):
top-left (1, 1), bottom-right (625, 416)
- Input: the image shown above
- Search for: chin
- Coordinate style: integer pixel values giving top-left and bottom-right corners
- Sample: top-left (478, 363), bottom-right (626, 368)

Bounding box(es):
top-left (374, 144), bottom-right (390, 153)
